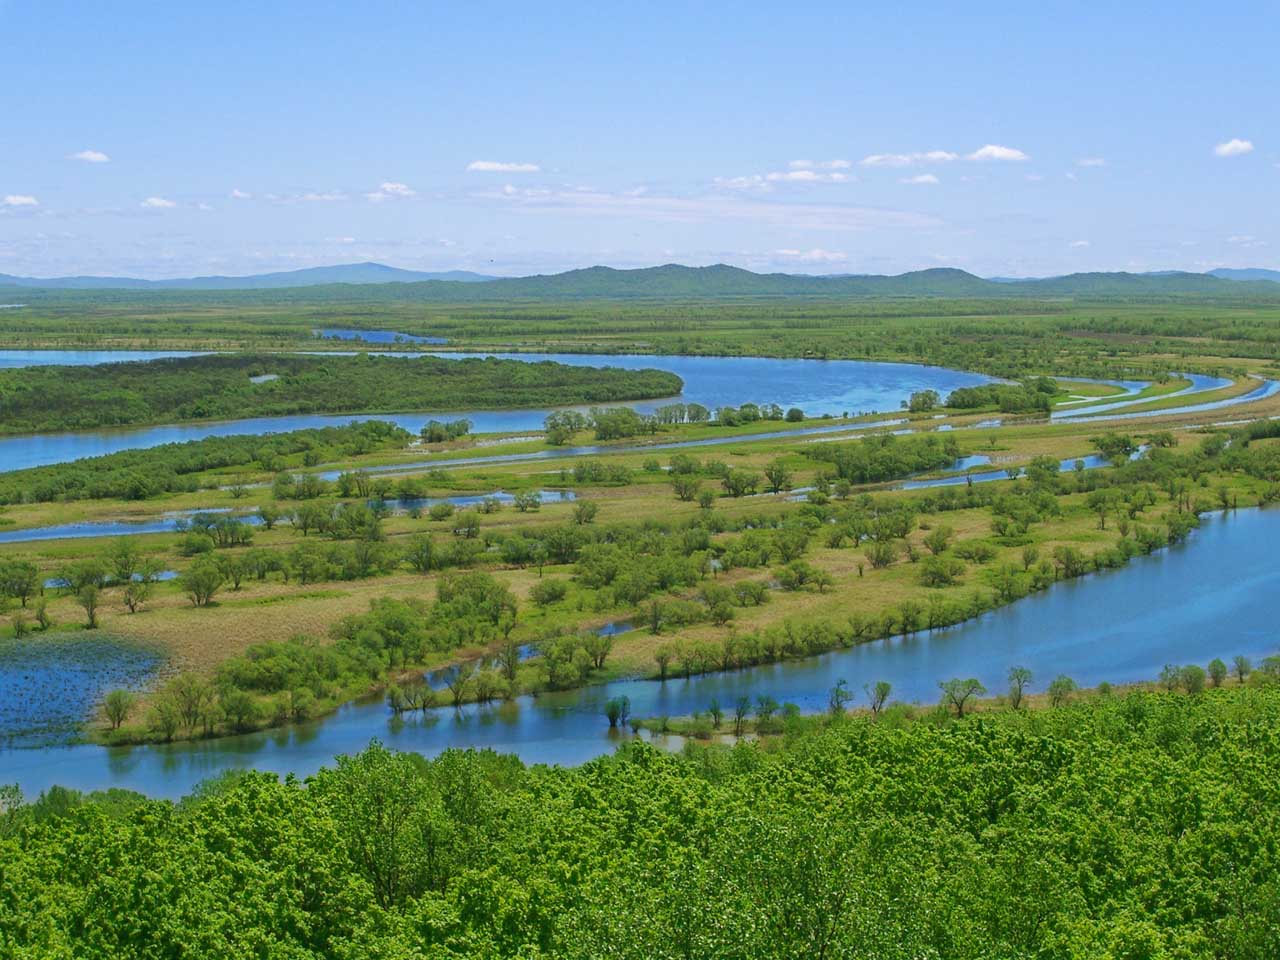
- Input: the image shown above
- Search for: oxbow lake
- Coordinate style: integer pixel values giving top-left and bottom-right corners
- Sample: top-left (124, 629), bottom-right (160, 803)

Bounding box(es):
top-left (1, 507), bottom-right (1276, 798)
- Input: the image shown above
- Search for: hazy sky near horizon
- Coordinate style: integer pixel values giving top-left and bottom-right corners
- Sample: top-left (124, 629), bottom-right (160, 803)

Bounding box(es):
top-left (2, 1), bottom-right (1277, 279)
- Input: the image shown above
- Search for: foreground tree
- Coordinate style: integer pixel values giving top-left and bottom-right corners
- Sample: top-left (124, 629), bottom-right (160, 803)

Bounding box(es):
top-left (122, 578), bottom-right (153, 614)
top-left (1048, 674), bottom-right (1078, 708)
top-left (1180, 664), bottom-right (1207, 695)
top-left (1007, 666), bottom-right (1033, 710)
top-left (76, 585), bottom-right (100, 629)
top-left (102, 689), bottom-right (136, 730)
top-left (763, 459), bottom-right (793, 494)
top-left (181, 560), bottom-right (225, 607)
top-left (604, 696), bottom-right (631, 728)
top-left (940, 677), bottom-right (986, 718)
top-left (0, 560), bottom-right (39, 607)
top-left (864, 680), bottom-right (891, 717)
top-left (309, 743), bottom-right (444, 907)
top-left (923, 525), bottom-right (953, 556)
top-left (827, 679), bottom-right (854, 714)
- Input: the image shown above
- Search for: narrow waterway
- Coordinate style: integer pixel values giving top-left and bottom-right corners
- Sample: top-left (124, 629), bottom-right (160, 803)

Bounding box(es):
top-left (0, 491), bottom-right (576, 544)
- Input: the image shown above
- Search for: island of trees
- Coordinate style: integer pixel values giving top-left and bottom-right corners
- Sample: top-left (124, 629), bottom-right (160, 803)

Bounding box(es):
top-left (0, 353), bottom-right (682, 434)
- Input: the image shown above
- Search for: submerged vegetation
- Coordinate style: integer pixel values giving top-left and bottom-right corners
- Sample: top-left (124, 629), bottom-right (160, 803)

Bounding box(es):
top-left (0, 633), bottom-right (161, 747)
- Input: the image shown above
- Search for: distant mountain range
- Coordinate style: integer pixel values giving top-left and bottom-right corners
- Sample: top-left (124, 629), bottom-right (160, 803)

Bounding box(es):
top-left (2, 261), bottom-right (1279, 299)
top-left (1208, 267), bottom-right (1280, 283)
top-left (0, 262), bottom-right (496, 290)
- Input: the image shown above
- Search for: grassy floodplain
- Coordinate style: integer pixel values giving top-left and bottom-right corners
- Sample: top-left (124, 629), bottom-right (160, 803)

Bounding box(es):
top-left (2, 373), bottom-right (1278, 746)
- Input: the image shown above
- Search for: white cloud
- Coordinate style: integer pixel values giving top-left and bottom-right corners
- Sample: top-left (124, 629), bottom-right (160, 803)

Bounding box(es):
top-left (299, 191), bottom-right (345, 202)
top-left (230, 188), bottom-right (252, 199)
top-left (861, 150), bottom-right (958, 167)
top-left (1076, 157), bottom-right (1106, 167)
top-left (2, 195), bottom-right (39, 207)
top-left (968, 144), bottom-right (1030, 161)
top-left (467, 160), bottom-right (540, 173)
top-left (1226, 234), bottom-right (1267, 248)
top-left (765, 169), bottom-right (850, 183)
top-left (774, 247), bottom-right (848, 263)
top-left (1214, 138), bottom-right (1254, 158)
top-left (196, 202), bottom-right (214, 211)
top-left (70, 149), bottom-right (110, 163)
top-left (366, 181), bottom-right (417, 201)
top-left (717, 162), bottom-right (853, 189)
top-left (1069, 240), bottom-right (1090, 248)
top-left (1024, 173), bottom-right (1044, 182)
top-left (789, 159), bottom-right (851, 170)
top-left (140, 196), bottom-right (176, 209)
top-left (899, 174), bottom-right (939, 185)
top-left (713, 174), bottom-right (770, 191)
top-left (484, 185), bottom-right (940, 232)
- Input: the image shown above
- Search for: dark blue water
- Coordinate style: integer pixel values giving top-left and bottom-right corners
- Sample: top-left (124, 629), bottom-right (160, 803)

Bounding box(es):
top-left (2, 507), bottom-right (1274, 798)
top-left (0, 353), bottom-right (993, 472)
top-left (427, 352), bottom-right (991, 420)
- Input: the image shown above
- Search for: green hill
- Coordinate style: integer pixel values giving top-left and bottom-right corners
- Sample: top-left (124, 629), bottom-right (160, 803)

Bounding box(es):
top-left (0, 262), bottom-right (495, 290)
top-left (7, 263), bottom-right (1280, 303)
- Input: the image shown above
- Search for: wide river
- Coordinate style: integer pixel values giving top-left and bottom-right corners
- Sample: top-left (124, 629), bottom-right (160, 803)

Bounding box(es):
top-left (0, 350), bottom-right (992, 471)
top-left (1, 507), bottom-right (1275, 798)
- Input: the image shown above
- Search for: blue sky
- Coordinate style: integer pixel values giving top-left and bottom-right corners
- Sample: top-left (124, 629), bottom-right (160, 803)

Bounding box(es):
top-left (1, 1), bottom-right (1276, 278)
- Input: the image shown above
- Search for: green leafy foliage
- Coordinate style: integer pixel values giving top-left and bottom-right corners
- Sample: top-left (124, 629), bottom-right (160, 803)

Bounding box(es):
top-left (6, 687), bottom-right (1280, 956)
top-left (0, 421), bottom-right (410, 504)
